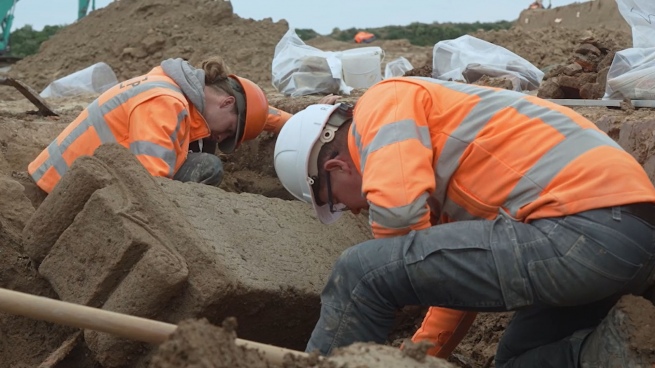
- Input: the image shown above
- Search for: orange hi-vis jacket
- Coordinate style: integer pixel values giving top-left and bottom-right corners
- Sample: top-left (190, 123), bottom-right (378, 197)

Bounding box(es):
top-left (29, 67), bottom-right (291, 194)
top-left (347, 77), bottom-right (655, 357)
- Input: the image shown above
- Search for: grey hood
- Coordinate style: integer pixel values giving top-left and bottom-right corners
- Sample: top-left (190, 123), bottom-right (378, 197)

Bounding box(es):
top-left (160, 58), bottom-right (205, 114)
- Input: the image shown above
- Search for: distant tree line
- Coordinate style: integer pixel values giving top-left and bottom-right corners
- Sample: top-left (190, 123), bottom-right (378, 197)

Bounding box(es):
top-left (7, 20), bottom-right (513, 59)
top-left (297, 20), bottom-right (514, 46)
top-left (7, 25), bottom-right (64, 58)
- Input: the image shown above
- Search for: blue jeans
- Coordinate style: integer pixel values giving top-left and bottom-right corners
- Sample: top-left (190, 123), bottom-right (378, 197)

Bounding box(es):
top-left (306, 205), bottom-right (655, 367)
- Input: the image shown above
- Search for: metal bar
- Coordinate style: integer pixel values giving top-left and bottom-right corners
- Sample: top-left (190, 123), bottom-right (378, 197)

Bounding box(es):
top-left (546, 99), bottom-right (655, 108)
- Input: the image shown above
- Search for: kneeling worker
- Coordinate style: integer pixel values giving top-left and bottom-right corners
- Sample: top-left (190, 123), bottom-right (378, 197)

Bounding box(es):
top-left (29, 56), bottom-right (293, 193)
top-left (274, 76), bottom-right (655, 367)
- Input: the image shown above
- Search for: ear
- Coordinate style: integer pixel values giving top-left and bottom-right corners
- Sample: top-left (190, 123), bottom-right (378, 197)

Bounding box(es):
top-left (220, 95), bottom-right (235, 108)
top-left (323, 157), bottom-right (350, 173)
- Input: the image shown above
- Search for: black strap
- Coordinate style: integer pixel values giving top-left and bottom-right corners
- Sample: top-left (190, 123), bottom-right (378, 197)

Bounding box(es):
top-left (622, 203), bottom-right (655, 227)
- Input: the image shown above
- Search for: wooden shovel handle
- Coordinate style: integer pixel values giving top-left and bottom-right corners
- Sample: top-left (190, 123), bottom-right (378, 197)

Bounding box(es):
top-left (0, 287), bottom-right (308, 365)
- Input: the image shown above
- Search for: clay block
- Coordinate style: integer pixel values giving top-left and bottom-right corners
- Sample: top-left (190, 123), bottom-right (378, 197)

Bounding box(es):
top-left (22, 156), bottom-right (115, 263)
top-left (85, 247), bottom-right (189, 368)
top-left (579, 83), bottom-right (605, 100)
top-left (561, 63), bottom-right (583, 76)
top-left (0, 176), bottom-right (34, 249)
top-left (573, 54), bottom-right (599, 72)
top-left (544, 64), bottom-right (566, 80)
top-left (157, 179), bottom-right (372, 349)
top-left (575, 43), bottom-right (601, 57)
top-left (91, 144), bottom-right (233, 319)
top-left (537, 80), bottom-right (565, 99)
top-left (580, 73), bottom-right (598, 85)
top-left (38, 186), bottom-right (154, 306)
top-left (557, 75), bottom-right (583, 90)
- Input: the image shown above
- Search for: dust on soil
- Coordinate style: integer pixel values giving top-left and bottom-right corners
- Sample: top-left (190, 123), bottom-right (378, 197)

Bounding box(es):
top-left (149, 318), bottom-right (270, 368)
top-left (0, 0), bottom-right (654, 367)
top-left (618, 295), bottom-right (655, 359)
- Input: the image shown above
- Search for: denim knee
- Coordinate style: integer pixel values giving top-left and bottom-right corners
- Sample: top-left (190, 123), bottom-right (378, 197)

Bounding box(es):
top-left (322, 247), bottom-right (367, 304)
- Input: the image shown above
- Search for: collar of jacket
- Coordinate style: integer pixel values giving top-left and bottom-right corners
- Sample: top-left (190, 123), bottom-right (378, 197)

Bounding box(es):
top-left (187, 104), bottom-right (211, 143)
top-left (146, 65), bottom-right (211, 143)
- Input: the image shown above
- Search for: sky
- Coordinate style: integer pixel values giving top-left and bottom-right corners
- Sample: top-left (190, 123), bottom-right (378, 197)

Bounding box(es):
top-left (12, 0), bottom-right (589, 34)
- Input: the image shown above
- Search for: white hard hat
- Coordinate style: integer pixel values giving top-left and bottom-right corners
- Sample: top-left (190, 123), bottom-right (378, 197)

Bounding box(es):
top-left (274, 103), bottom-right (350, 224)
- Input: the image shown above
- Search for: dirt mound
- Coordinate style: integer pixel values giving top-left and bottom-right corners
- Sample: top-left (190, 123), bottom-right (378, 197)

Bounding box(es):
top-left (472, 26), bottom-right (631, 69)
top-left (518, 0), bottom-right (630, 34)
top-left (9, 0), bottom-right (288, 91)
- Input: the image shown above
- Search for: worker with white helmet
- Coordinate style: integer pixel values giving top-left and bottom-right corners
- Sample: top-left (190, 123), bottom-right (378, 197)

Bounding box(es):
top-left (29, 56), bottom-right (296, 193)
top-left (274, 76), bottom-right (655, 367)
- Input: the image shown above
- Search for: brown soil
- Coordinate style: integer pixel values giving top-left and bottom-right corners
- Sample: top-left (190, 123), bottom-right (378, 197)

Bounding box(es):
top-left (619, 296), bottom-right (655, 360)
top-left (150, 317), bottom-right (457, 368)
top-left (149, 318), bottom-right (270, 368)
top-left (0, 0), bottom-right (654, 367)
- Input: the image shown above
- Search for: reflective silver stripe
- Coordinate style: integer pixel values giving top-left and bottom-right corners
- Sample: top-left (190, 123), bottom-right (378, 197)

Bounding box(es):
top-left (441, 197), bottom-right (483, 221)
top-left (359, 119), bottom-right (431, 173)
top-left (268, 107), bottom-right (280, 116)
top-left (509, 99), bottom-right (583, 136)
top-left (171, 110), bottom-right (188, 144)
top-left (31, 141), bottom-right (67, 182)
top-left (351, 120), bottom-right (363, 157)
top-left (433, 88), bottom-right (509, 211)
top-left (130, 140), bottom-right (178, 178)
top-left (31, 81), bottom-right (183, 183)
top-left (506, 129), bottom-right (621, 216)
top-left (369, 192), bottom-right (430, 229)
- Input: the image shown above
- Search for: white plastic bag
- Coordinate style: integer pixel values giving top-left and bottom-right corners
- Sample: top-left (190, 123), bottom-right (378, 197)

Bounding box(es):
top-left (604, 47), bottom-right (655, 100)
top-left (616, 0), bottom-right (655, 48)
top-left (384, 57), bottom-right (414, 79)
top-left (432, 35), bottom-right (544, 92)
top-left (272, 29), bottom-right (352, 97)
top-left (40, 62), bottom-right (118, 98)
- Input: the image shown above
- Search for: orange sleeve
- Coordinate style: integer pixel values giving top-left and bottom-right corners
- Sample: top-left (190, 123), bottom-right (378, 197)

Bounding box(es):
top-left (352, 82), bottom-right (434, 239)
top-left (264, 106), bottom-right (292, 134)
top-left (412, 308), bottom-right (477, 358)
top-left (128, 96), bottom-right (187, 178)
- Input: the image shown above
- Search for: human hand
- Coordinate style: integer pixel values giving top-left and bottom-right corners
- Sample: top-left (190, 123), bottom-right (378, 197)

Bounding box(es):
top-left (318, 94), bottom-right (340, 105)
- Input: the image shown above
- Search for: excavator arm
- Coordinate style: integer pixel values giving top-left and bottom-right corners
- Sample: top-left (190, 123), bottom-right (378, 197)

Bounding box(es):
top-left (0, 0), bottom-right (18, 55)
top-left (78, 0), bottom-right (95, 20)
